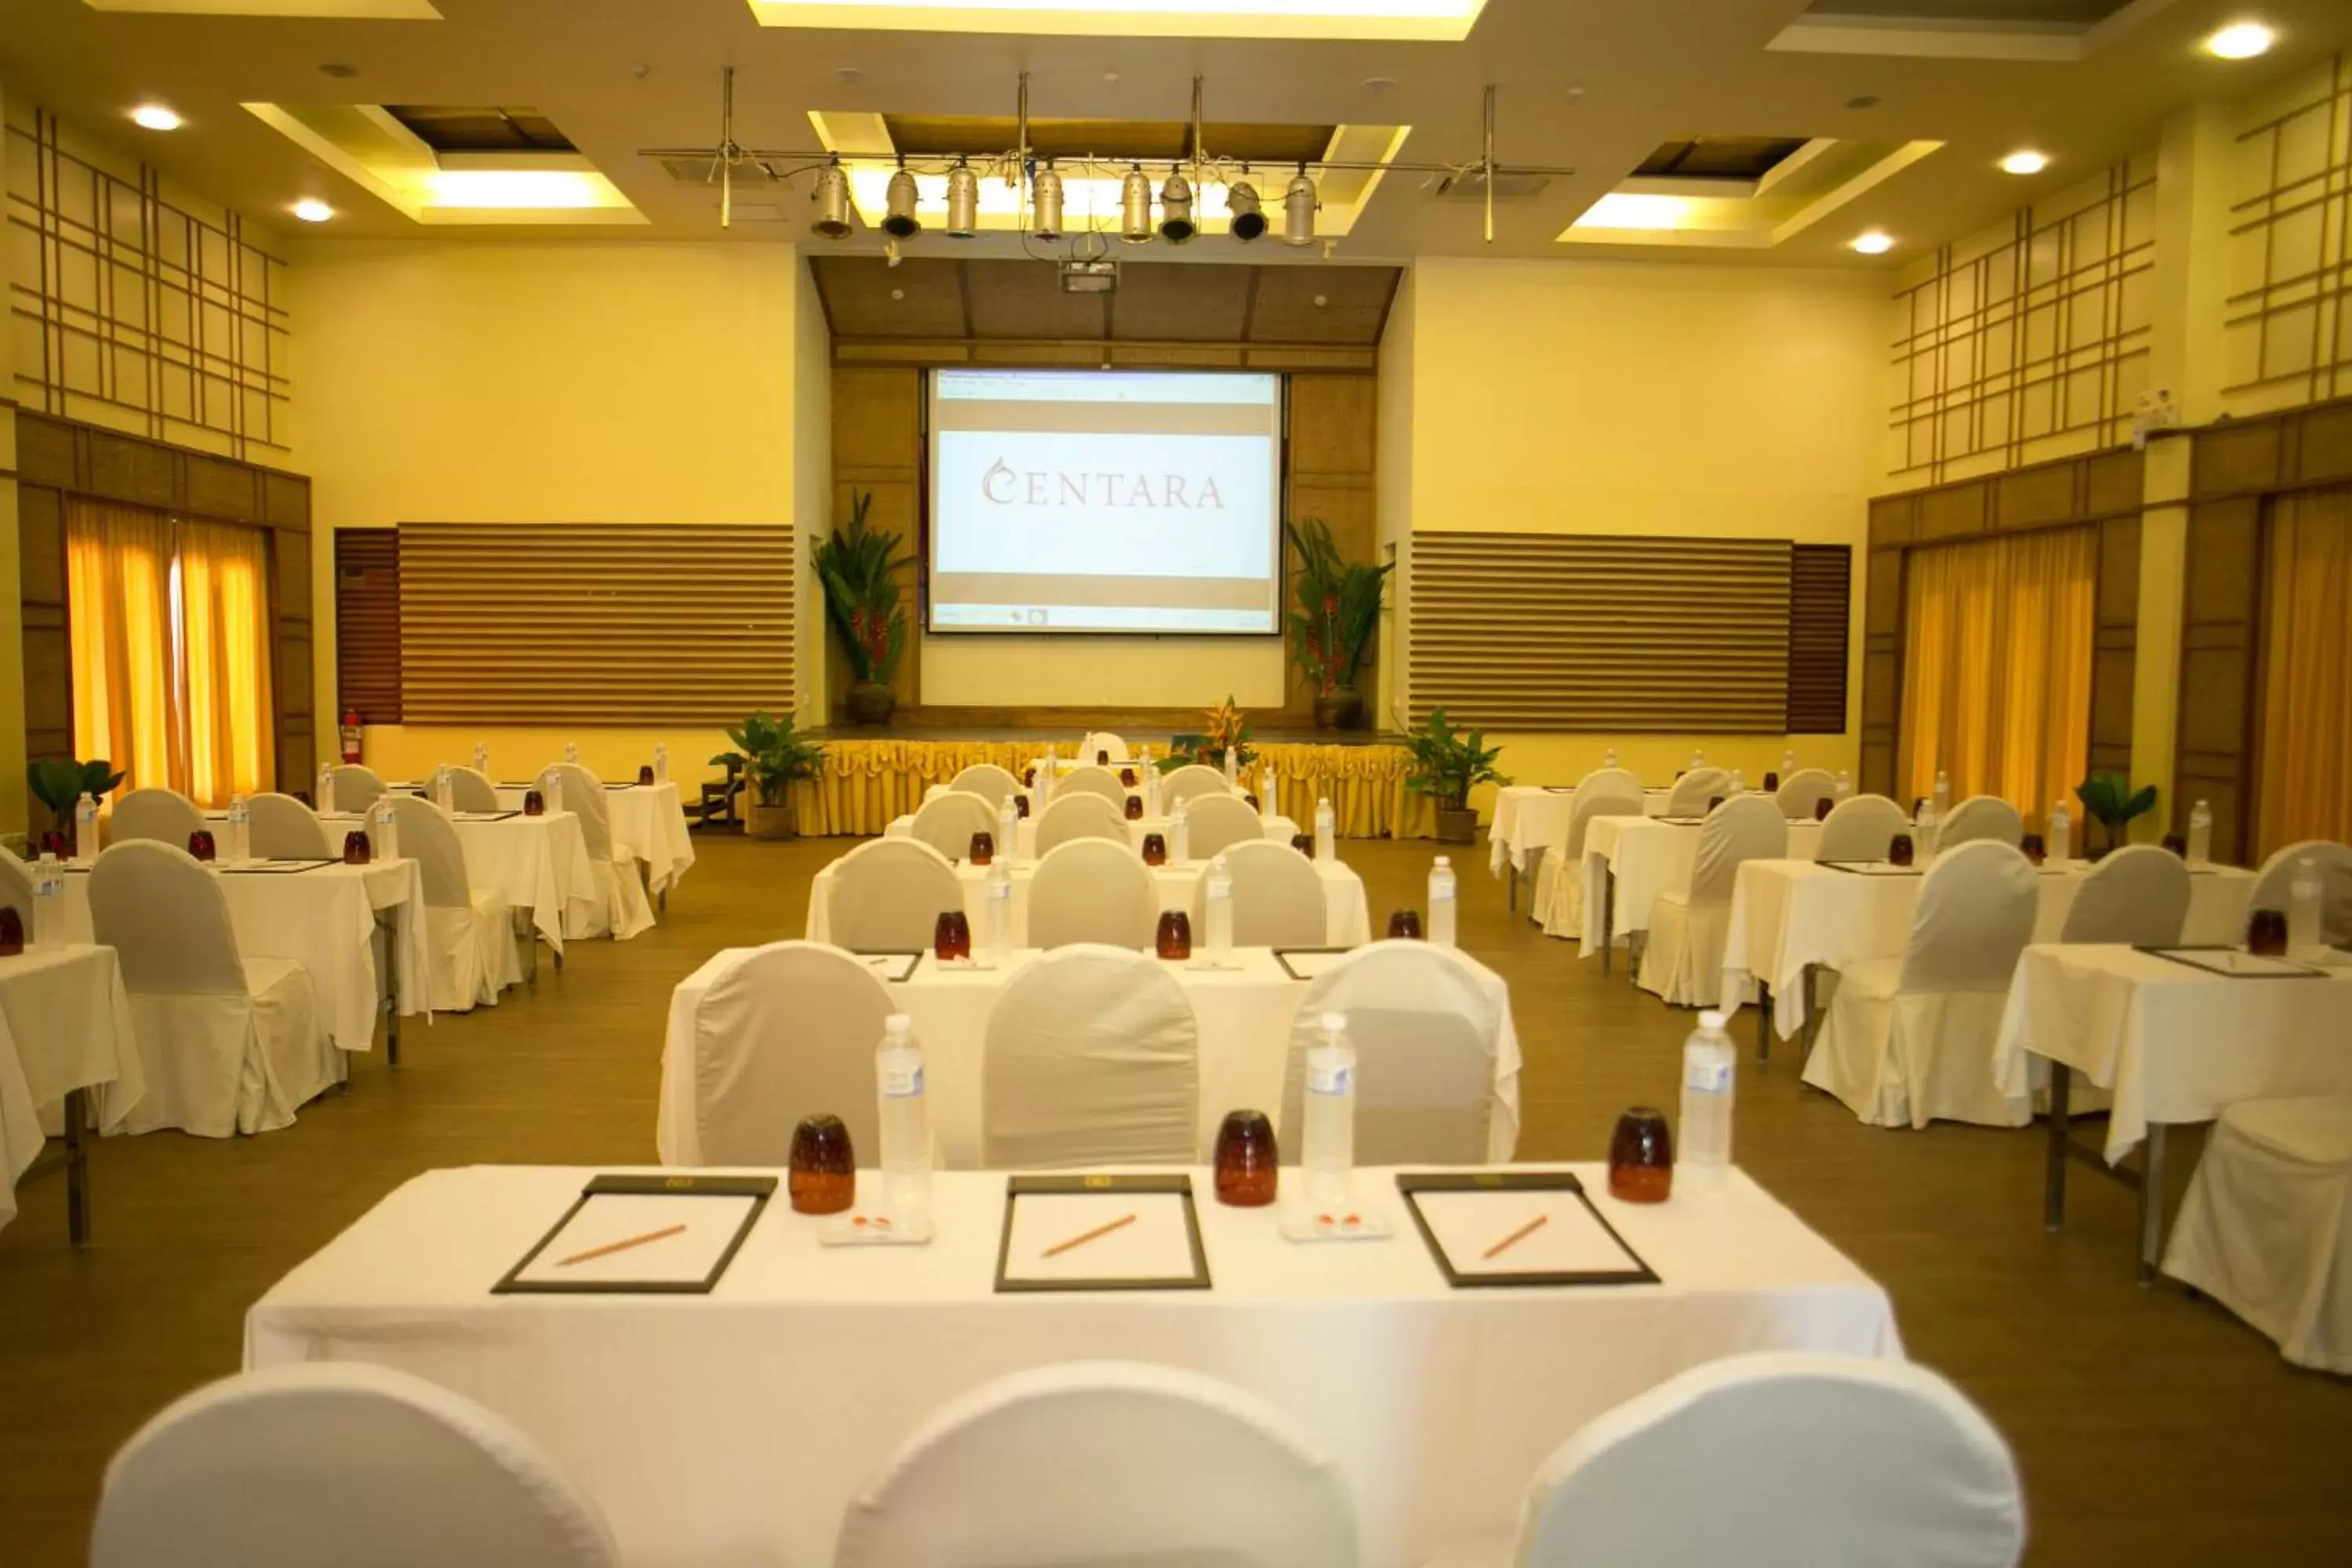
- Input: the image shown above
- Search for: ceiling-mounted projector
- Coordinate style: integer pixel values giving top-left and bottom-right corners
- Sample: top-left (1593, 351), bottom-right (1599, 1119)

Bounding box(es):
top-left (1059, 256), bottom-right (1118, 294)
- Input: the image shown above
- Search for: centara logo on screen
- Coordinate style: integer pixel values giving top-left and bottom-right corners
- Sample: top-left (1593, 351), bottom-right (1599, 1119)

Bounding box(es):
top-left (979, 458), bottom-right (1228, 511)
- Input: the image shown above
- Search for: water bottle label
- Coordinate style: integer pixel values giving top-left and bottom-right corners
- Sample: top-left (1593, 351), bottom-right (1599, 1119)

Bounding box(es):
top-left (1308, 1063), bottom-right (1352, 1096)
top-left (988, 880), bottom-right (1011, 902)
top-left (881, 1062), bottom-right (924, 1098)
top-left (1684, 1058), bottom-right (1732, 1093)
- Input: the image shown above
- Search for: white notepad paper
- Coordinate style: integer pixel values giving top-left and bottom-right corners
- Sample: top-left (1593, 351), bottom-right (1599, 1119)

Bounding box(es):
top-left (1000, 1192), bottom-right (1199, 1286)
top-left (1410, 1190), bottom-right (1644, 1279)
top-left (510, 1192), bottom-right (760, 1287)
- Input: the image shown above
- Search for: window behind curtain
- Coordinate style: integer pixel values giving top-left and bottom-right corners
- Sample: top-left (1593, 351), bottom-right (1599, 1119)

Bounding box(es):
top-left (2255, 488), bottom-right (2352, 855)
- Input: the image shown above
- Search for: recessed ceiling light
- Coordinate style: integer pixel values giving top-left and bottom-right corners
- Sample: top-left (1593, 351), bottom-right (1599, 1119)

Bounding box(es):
top-left (1851, 230), bottom-right (1895, 255)
top-left (1363, 77), bottom-right (1396, 94)
top-left (1999, 150), bottom-right (2049, 176)
top-left (1846, 94), bottom-right (1882, 111)
top-left (129, 104), bottom-right (182, 132)
top-left (319, 63), bottom-right (359, 79)
top-left (2205, 21), bottom-right (2274, 59)
top-left (292, 198), bottom-right (335, 223)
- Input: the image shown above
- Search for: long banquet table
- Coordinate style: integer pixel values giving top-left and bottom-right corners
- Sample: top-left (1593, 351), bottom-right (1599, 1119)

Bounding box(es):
top-left (0, 944), bottom-right (139, 1237)
top-left (888, 805), bottom-right (1301, 863)
top-left (245, 1162), bottom-right (1901, 1568)
top-left (1576, 815), bottom-right (1826, 959)
top-left (492, 782), bottom-right (695, 897)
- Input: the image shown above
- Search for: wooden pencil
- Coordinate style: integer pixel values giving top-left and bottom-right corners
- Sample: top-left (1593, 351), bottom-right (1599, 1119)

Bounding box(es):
top-left (557, 1221), bottom-right (688, 1268)
top-left (1042, 1211), bottom-right (1138, 1258)
top-left (1481, 1213), bottom-right (1550, 1261)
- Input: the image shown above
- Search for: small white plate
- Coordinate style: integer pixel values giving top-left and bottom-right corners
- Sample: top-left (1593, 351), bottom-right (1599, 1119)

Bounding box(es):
top-left (817, 1211), bottom-right (934, 1247)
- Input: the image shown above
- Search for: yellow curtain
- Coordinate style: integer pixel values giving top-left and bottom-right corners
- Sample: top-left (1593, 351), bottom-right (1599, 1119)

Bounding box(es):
top-left (2256, 488), bottom-right (2352, 854)
top-left (176, 519), bottom-right (277, 805)
top-left (1899, 526), bottom-right (2096, 826)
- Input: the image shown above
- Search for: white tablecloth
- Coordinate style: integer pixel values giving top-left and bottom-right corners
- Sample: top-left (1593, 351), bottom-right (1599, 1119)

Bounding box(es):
top-left (245, 1162), bottom-right (1901, 1568)
top-left (495, 783), bottom-right (694, 896)
top-left (807, 856), bottom-right (1373, 949)
top-left (0, 945), bottom-right (140, 1231)
top-left (1722, 860), bottom-right (2258, 1036)
top-left (889, 810), bottom-right (1301, 863)
top-left (1991, 944), bottom-right (2352, 1163)
top-left (1577, 815), bottom-right (1824, 959)
top-left (54, 859), bottom-right (429, 1055)
top-left (1488, 786), bottom-right (1668, 877)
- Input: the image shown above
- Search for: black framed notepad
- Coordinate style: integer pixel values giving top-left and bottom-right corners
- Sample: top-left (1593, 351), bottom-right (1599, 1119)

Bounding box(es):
top-left (454, 810), bottom-right (521, 822)
top-left (852, 951), bottom-right (923, 982)
top-left (1273, 948), bottom-right (1348, 982)
top-left (994, 1174), bottom-right (1210, 1294)
top-left (493, 1174), bottom-right (775, 1295)
top-left (1397, 1171), bottom-right (1657, 1289)
top-left (222, 858), bottom-right (341, 874)
top-left (1820, 860), bottom-right (1921, 877)
top-left (1653, 816), bottom-right (1706, 826)
top-left (2134, 946), bottom-right (2325, 979)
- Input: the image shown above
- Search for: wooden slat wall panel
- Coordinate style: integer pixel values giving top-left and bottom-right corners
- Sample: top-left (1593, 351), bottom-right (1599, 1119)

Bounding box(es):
top-left (398, 523), bottom-right (794, 724)
top-left (336, 529), bottom-right (403, 724)
top-left (1406, 534), bottom-right (1795, 731)
top-left (1786, 544), bottom-right (1851, 735)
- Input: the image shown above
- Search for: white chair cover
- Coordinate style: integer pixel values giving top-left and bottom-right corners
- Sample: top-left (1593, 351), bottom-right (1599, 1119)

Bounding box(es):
top-left (946, 763), bottom-right (1020, 808)
top-left (1027, 839), bottom-right (1158, 949)
top-left (1160, 763), bottom-right (1232, 807)
top-left (2059, 844), bottom-right (2192, 946)
top-left (444, 766), bottom-right (502, 813)
top-left (328, 764), bottom-right (389, 812)
top-left (1506, 1352), bottom-right (2023, 1568)
top-left (827, 840), bottom-right (964, 953)
top-left (683, 941), bottom-right (898, 1166)
top-left (1817, 793), bottom-right (1911, 862)
top-left (550, 764), bottom-right (654, 941)
top-left (245, 793), bottom-right (331, 860)
top-left (0, 844), bottom-right (35, 927)
top-left (1185, 792), bottom-right (1262, 861)
top-left (1940, 795), bottom-right (2024, 849)
top-left (1193, 840), bottom-right (1326, 949)
top-left (1664, 767), bottom-right (1732, 817)
top-left (907, 790), bottom-right (1000, 862)
top-left (1033, 793), bottom-right (1127, 855)
top-left (1802, 841), bottom-right (2038, 1129)
top-left (108, 786), bottom-right (204, 848)
top-left (1278, 941), bottom-right (1516, 1164)
top-left (833, 1361), bottom-right (1358, 1568)
top-left (88, 841), bottom-right (332, 1138)
top-left (1640, 795), bottom-right (1788, 1006)
top-left (1080, 731), bottom-right (1131, 761)
top-left (1775, 768), bottom-right (1838, 819)
top-left (91, 1363), bottom-right (620, 1568)
top-left (1054, 764), bottom-right (1128, 807)
top-left (2165, 1096), bottom-right (2352, 1374)
top-left (1537, 779), bottom-right (1644, 940)
top-left (982, 946), bottom-right (1198, 1168)
top-left (390, 795), bottom-right (517, 1010)
top-left (2247, 840), bottom-right (2352, 945)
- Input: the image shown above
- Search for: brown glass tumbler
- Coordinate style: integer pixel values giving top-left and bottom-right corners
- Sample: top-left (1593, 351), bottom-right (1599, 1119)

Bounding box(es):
top-left (934, 909), bottom-right (971, 962)
top-left (1124, 796), bottom-right (1145, 822)
top-left (187, 829), bottom-right (217, 863)
top-left (1814, 796), bottom-right (1835, 822)
top-left (1609, 1107), bottom-right (1674, 1203)
top-left (1096, 750), bottom-right (1110, 766)
top-left (1156, 909), bottom-right (1192, 960)
top-left (1023, 767), bottom-right (1037, 787)
top-left (1762, 771), bottom-right (1780, 793)
top-left (1388, 909), bottom-right (1424, 940)
top-left (1214, 1111), bottom-right (1279, 1207)
top-left (637, 764), bottom-right (656, 786)
top-left (1142, 832), bottom-right (1168, 867)
top-left (2020, 833), bottom-right (2046, 866)
top-left (788, 1114), bottom-right (856, 1214)
top-left (1290, 833), bottom-right (1316, 856)
top-left (340, 829), bottom-right (371, 866)
top-left (523, 789), bottom-right (546, 817)
top-left (2163, 833), bottom-right (2187, 858)
top-left (1013, 794), bottom-right (1030, 818)
top-left (968, 831), bottom-right (994, 867)
top-left (0, 907), bottom-right (24, 957)
top-left (2247, 907), bottom-right (2289, 957)
top-left (1887, 833), bottom-right (1915, 867)
top-left (1120, 768), bottom-right (1138, 787)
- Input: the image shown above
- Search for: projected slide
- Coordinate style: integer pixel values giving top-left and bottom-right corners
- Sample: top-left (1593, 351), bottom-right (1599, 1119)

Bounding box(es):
top-left (928, 368), bottom-right (1283, 635)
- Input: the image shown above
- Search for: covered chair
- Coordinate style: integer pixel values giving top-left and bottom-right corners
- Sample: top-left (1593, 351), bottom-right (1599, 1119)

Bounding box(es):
top-left (1160, 763), bottom-right (1231, 808)
top-left (825, 840), bottom-right (962, 952)
top-left (0, 845), bottom-right (31, 929)
top-left (88, 840), bottom-right (333, 1137)
top-left (1817, 794), bottom-right (1912, 862)
top-left (1639, 795), bottom-right (1789, 1007)
top-left (981, 946), bottom-right (1198, 1167)
top-left (1193, 840), bottom-right (1326, 948)
top-left (1439, 1353), bottom-right (2022, 1568)
top-left (1278, 941), bottom-right (1519, 1164)
top-left (1939, 794), bottom-right (2024, 850)
top-left (1079, 731), bottom-right (1131, 761)
top-left (1028, 838), bottom-right (1157, 949)
top-left (1775, 768), bottom-right (1838, 820)
top-left (2165, 1096), bottom-right (2352, 1374)
top-left (1663, 767), bottom-right (1732, 817)
top-left (441, 765), bottom-right (502, 813)
top-left (834, 1362), bottom-right (1357, 1568)
top-left (1054, 764), bottom-right (1128, 807)
top-left (1184, 792), bottom-right (1261, 861)
top-left (246, 793), bottom-right (332, 860)
top-left (946, 763), bottom-right (1021, 808)
top-left (91, 1363), bottom-right (619, 1568)
top-left (2057, 844), bottom-right (2192, 946)
top-left (906, 790), bottom-right (999, 862)
top-left (107, 786), bottom-right (204, 849)
top-left (327, 764), bottom-right (389, 813)
top-left (670, 941), bottom-right (897, 1165)
top-left (1537, 772), bottom-right (1644, 940)
top-left (1802, 840), bottom-right (2038, 1129)
top-left (1033, 793), bottom-right (1127, 855)
top-left (548, 764), bottom-right (655, 941)
top-left (2247, 840), bottom-right (2352, 946)
top-left (389, 795), bottom-right (520, 1011)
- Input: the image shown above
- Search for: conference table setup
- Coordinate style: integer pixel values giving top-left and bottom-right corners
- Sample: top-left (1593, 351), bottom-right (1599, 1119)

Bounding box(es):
top-left (0, 942), bottom-right (140, 1242)
top-left (1577, 812), bottom-right (1828, 963)
top-left (301, 804), bottom-right (596, 964)
top-left (1486, 783), bottom-right (1670, 910)
top-left (491, 781), bottom-right (696, 902)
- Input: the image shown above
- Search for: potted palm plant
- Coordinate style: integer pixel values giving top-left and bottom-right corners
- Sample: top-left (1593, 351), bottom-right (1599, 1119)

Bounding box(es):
top-left (2074, 771), bottom-right (2158, 858)
top-left (711, 711), bottom-right (825, 840)
top-left (813, 491), bottom-right (912, 726)
top-left (1286, 517), bottom-right (1392, 731)
top-left (27, 757), bottom-right (125, 851)
top-left (1403, 709), bottom-right (1508, 844)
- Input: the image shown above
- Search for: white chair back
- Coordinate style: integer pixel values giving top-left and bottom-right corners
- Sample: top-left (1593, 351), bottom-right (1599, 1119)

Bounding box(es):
top-left (1160, 764), bottom-right (1231, 807)
top-left (0, 846), bottom-right (33, 927)
top-left (1185, 792), bottom-right (1262, 860)
top-left (1900, 841), bottom-right (2038, 993)
top-left (1564, 785), bottom-right (1644, 863)
top-left (1194, 840), bottom-right (1326, 948)
top-left (1690, 795), bottom-right (1790, 905)
top-left (88, 841), bottom-right (246, 995)
top-left (548, 764), bottom-right (614, 860)
top-left (907, 791), bottom-right (1000, 862)
top-left (246, 793), bottom-right (331, 859)
top-left (1664, 767), bottom-right (1732, 817)
top-left (444, 765), bottom-right (501, 813)
top-left (1940, 794), bottom-right (2024, 849)
top-left (1511, 1352), bottom-right (2023, 1568)
top-left (827, 840), bottom-right (964, 953)
top-left (2060, 844), bottom-right (2192, 946)
top-left (1054, 764), bottom-right (1127, 807)
top-left (91, 1363), bottom-right (620, 1568)
top-left (1776, 768), bottom-right (1838, 819)
top-left (1080, 731), bottom-right (1130, 760)
top-left (945, 763), bottom-right (1020, 808)
top-left (1572, 765), bottom-right (1643, 799)
top-left (2248, 840), bottom-right (2352, 945)
top-left (1028, 839), bottom-right (1157, 949)
top-left (982, 946), bottom-right (1198, 1168)
top-left (1279, 941), bottom-right (1508, 1164)
top-left (690, 941), bottom-right (898, 1165)
top-left (108, 786), bottom-right (204, 848)
top-left (1033, 793), bottom-right (1127, 855)
top-left (387, 795), bottom-right (474, 909)
top-left (327, 764), bottom-right (388, 813)
top-left (1817, 794), bottom-right (1911, 862)
top-left (833, 1361), bottom-right (1358, 1568)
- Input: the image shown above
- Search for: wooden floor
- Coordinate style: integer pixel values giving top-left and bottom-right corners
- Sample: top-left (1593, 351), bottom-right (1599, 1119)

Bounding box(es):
top-left (2, 833), bottom-right (2347, 1564)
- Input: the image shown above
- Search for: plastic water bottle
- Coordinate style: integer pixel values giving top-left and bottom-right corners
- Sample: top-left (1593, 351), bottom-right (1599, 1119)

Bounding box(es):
top-left (318, 761), bottom-right (335, 811)
top-left (2187, 800), bottom-right (2212, 866)
top-left (1314, 797), bottom-right (1336, 864)
top-left (227, 795), bottom-right (252, 862)
top-left (1781, 748), bottom-right (1797, 778)
top-left (1170, 799), bottom-right (1190, 864)
top-left (1932, 769), bottom-right (1951, 819)
top-left (432, 765), bottom-right (452, 811)
top-left (32, 853), bottom-right (64, 949)
top-left (2287, 857), bottom-right (2325, 956)
top-left (1690, 748), bottom-right (1704, 770)
top-left (1603, 747), bottom-right (1618, 769)
top-left (74, 792), bottom-right (100, 862)
top-left (1145, 758), bottom-right (1162, 818)
top-left (1428, 855), bottom-right (1458, 947)
top-left (1833, 770), bottom-right (1853, 801)
top-left (875, 1014), bottom-right (933, 1223)
top-left (1259, 771), bottom-right (1279, 826)
top-left (996, 797), bottom-right (1020, 866)
top-left (2049, 800), bottom-right (2071, 864)
top-left (1223, 745), bottom-right (1240, 787)
top-left (982, 858), bottom-right (1013, 964)
top-left (1915, 799), bottom-right (1940, 860)
top-left (473, 741), bottom-right (489, 777)
top-left (1730, 768), bottom-right (1747, 796)
top-left (1040, 746), bottom-right (1055, 808)
top-left (653, 743), bottom-right (669, 785)
top-left (370, 796), bottom-right (399, 862)
top-left (543, 767), bottom-right (564, 818)
top-left (564, 740), bottom-right (580, 765)
top-left (1301, 1011), bottom-right (1357, 1207)
top-left (1204, 854), bottom-right (1234, 964)
top-left (1678, 1010), bottom-right (1736, 1184)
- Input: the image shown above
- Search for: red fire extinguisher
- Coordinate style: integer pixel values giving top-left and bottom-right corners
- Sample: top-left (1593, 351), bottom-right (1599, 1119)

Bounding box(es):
top-left (340, 710), bottom-right (364, 764)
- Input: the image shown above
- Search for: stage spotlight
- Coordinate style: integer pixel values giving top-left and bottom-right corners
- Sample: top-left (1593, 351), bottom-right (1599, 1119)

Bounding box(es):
top-left (945, 160), bottom-right (979, 238)
top-left (882, 165), bottom-right (922, 239)
top-left (810, 161), bottom-right (854, 238)
top-left (1120, 165), bottom-right (1154, 243)
top-left (1226, 180), bottom-right (1266, 241)
top-left (1158, 169), bottom-right (1196, 244)
top-left (1032, 164), bottom-right (1065, 239)
top-left (1283, 167), bottom-right (1318, 248)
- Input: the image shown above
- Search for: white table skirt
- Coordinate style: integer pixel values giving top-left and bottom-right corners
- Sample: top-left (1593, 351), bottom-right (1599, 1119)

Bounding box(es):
top-left (1722, 859), bottom-right (2259, 1036)
top-left (244, 1162), bottom-right (1901, 1568)
top-left (0, 944), bottom-right (143, 1135)
top-left (1489, 786), bottom-right (1668, 877)
top-left (888, 810), bottom-right (1301, 862)
top-left (1577, 815), bottom-right (1824, 959)
top-left (806, 856), bottom-right (1373, 949)
top-left (1992, 944), bottom-right (2352, 1163)
top-left (54, 859), bottom-right (429, 1054)
top-left (495, 783), bottom-right (694, 896)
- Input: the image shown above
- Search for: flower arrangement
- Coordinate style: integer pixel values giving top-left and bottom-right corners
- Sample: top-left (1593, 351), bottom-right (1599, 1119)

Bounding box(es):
top-left (1159, 695), bottom-right (1258, 773)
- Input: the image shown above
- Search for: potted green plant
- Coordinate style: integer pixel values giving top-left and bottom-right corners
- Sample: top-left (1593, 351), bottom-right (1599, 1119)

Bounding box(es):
top-left (1159, 696), bottom-right (1257, 775)
top-left (712, 711), bottom-right (825, 840)
top-left (1286, 517), bottom-right (1392, 731)
top-left (27, 757), bottom-right (125, 849)
top-left (812, 490), bottom-right (912, 726)
top-left (2074, 771), bottom-right (2158, 858)
top-left (1403, 709), bottom-right (1508, 844)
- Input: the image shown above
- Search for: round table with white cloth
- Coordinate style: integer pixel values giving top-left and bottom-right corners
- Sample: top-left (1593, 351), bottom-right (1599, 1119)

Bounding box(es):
top-left (1576, 815), bottom-right (1824, 958)
top-left (0, 944), bottom-right (140, 1233)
